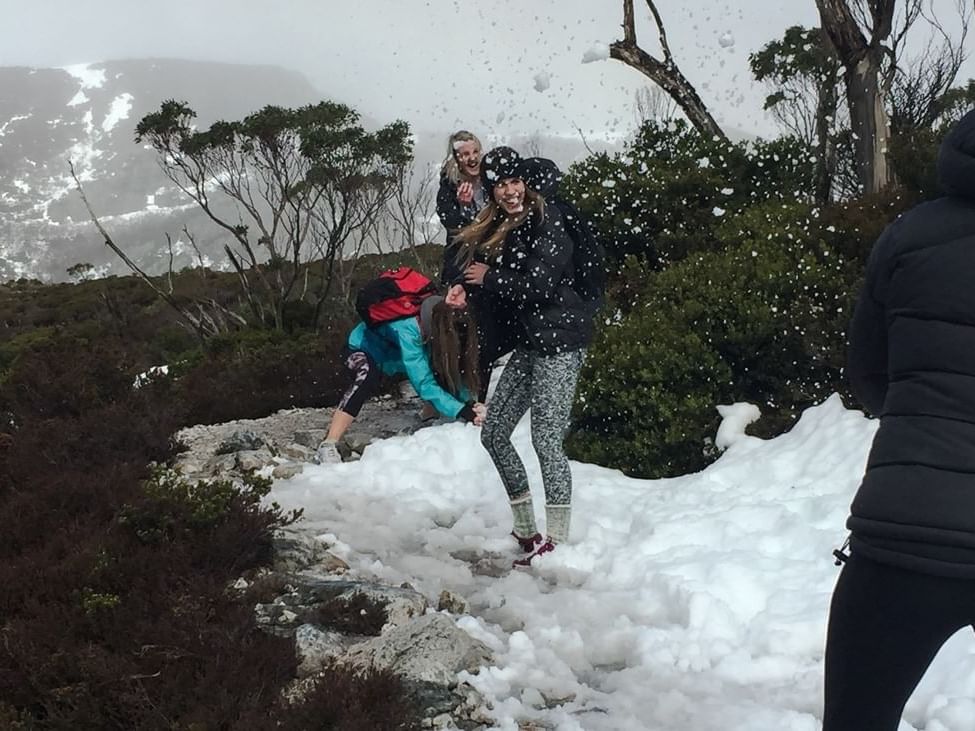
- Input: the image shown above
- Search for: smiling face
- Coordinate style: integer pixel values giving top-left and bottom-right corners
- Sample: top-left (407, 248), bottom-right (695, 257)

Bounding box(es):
top-left (454, 140), bottom-right (481, 179)
top-left (493, 177), bottom-right (526, 215)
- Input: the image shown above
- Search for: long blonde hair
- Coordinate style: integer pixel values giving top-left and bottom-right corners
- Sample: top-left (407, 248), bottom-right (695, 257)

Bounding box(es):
top-left (452, 189), bottom-right (545, 268)
top-left (440, 130), bottom-right (482, 185)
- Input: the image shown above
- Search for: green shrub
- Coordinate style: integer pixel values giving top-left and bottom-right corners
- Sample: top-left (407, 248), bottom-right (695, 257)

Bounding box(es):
top-left (561, 120), bottom-right (815, 268)
top-left (568, 201), bottom-right (858, 478)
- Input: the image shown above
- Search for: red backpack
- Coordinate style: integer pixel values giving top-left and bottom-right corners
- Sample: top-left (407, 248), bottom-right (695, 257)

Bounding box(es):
top-left (355, 267), bottom-right (438, 328)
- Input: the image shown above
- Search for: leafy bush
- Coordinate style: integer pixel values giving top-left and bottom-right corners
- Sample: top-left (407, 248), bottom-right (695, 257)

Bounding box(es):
top-left (0, 333), bottom-right (422, 729)
top-left (568, 201), bottom-right (858, 478)
top-left (560, 119), bottom-right (815, 268)
top-left (174, 326), bottom-right (352, 425)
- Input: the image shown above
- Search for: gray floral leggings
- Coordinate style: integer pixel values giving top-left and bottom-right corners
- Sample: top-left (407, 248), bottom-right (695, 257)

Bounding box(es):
top-left (480, 348), bottom-right (585, 505)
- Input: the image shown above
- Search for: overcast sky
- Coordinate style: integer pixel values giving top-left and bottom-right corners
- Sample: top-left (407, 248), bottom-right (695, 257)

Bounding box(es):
top-left (2, 0), bottom-right (972, 141)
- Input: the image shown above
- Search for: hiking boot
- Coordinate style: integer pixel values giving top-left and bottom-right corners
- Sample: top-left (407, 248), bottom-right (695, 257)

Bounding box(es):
top-left (512, 538), bottom-right (555, 569)
top-left (511, 531), bottom-right (543, 553)
top-left (314, 441), bottom-right (342, 465)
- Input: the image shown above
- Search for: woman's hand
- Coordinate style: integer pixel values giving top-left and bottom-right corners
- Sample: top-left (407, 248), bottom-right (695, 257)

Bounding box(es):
top-left (465, 262), bottom-right (490, 286)
top-left (473, 402), bottom-right (487, 426)
top-left (457, 181), bottom-right (474, 205)
top-left (445, 283), bottom-right (467, 308)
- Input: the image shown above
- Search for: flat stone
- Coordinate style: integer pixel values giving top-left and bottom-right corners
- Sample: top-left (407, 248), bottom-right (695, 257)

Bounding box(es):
top-left (272, 463), bottom-right (304, 479)
top-left (437, 590), bottom-right (469, 615)
top-left (280, 442), bottom-right (316, 461)
top-left (294, 429), bottom-right (327, 448)
top-left (203, 453), bottom-right (237, 476)
top-left (215, 429), bottom-right (265, 454)
top-left (236, 448), bottom-right (274, 471)
top-left (343, 613), bottom-right (493, 715)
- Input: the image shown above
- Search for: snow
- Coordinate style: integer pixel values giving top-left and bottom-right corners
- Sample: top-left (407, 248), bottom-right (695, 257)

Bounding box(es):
top-left (268, 390), bottom-right (975, 730)
top-left (62, 62), bottom-right (107, 90)
top-left (0, 113), bottom-right (31, 136)
top-left (582, 42), bottom-right (610, 64)
top-left (102, 93), bottom-right (134, 133)
top-left (533, 72), bottom-right (551, 93)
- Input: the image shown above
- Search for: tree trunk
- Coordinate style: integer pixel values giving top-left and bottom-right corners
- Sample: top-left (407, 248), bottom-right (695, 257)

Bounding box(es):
top-left (846, 55), bottom-right (892, 195)
top-left (816, 0), bottom-right (894, 194)
top-left (814, 74), bottom-right (838, 203)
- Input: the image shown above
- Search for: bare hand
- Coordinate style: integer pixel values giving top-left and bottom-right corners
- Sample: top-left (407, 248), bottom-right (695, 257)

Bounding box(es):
top-left (457, 181), bottom-right (474, 205)
top-left (473, 402), bottom-right (487, 426)
top-left (465, 262), bottom-right (489, 286)
top-left (445, 283), bottom-right (467, 308)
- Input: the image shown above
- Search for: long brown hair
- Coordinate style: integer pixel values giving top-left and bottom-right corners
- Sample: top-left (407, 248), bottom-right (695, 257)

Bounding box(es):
top-left (428, 302), bottom-right (480, 399)
top-left (452, 188), bottom-right (545, 268)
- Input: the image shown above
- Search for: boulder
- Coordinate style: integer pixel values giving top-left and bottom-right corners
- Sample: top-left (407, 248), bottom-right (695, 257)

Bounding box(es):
top-left (343, 613), bottom-right (493, 715)
top-left (215, 429), bottom-right (265, 454)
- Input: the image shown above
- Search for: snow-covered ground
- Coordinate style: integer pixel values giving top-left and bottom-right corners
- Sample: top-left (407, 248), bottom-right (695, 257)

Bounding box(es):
top-left (269, 394), bottom-right (975, 730)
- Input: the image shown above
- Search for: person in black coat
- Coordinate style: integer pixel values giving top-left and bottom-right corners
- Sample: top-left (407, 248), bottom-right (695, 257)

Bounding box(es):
top-left (457, 146), bottom-right (595, 568)
top-left (823, 108), bottom-right (975, 730)
top-left (437, 130), bottom-right (489, 279)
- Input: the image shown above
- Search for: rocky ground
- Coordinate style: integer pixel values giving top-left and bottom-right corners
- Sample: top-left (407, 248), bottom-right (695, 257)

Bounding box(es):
top-left (173, 383), bottom-right (448, 481)
top-left (168, 388), bottom-right (524, 729)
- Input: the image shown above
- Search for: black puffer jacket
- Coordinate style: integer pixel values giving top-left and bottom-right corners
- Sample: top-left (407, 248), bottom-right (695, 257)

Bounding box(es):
top-left (482, 204), bottom-right (594, 356)
top-left (846, 109), bottom-right (975, 577)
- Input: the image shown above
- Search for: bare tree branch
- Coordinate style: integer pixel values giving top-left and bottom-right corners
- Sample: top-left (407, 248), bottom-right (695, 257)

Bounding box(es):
top-left (70, 161), bottom-right (220, 340)
top-left (610, 0), bottom-right (727, 140)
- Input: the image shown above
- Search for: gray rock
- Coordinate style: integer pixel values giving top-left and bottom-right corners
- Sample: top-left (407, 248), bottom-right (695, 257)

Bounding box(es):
top-left (203, 453), bottom-right (238, 476)
top-left (273, 529), bottom-right (330, 573)
top-left (294, 623), bottom-right (353, 677)
top-left (293, 578), bottom-right (428, 628)
top-left (342, 430), bottom-right (373, 455)
top-left (236, 448), bottom-right (275, 471)
top-left (343, 613), bottom-right (493, 715)
top-left (215, 429), bottom-right (265, 454)
top-left (293, 428), bottom-right (327, 448)
top-left (318, 552), bottom-right (350, 574)
top-left (279, 442), bottom-right (316, 461)
top-left (272, 462), bottom-right (304, 479)
top-left (437, 590), bottom-right (469, 616)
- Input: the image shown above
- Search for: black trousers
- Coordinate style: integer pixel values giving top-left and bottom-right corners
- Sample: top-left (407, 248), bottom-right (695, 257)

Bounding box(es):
top-left (470, 292), bottom-right (517, 403)
top-left (823, 552), bottom-right (975, 730)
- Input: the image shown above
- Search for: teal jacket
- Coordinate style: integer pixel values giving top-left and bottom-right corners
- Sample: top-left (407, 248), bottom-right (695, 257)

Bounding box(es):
top-left (347, 317), bottom-right (468, 419)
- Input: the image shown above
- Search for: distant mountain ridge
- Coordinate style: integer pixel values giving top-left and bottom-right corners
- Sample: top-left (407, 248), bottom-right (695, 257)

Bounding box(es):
top-left (0, 58), bottom-right (624, 283)
top-left (0, 59), bottom-right (329, 281)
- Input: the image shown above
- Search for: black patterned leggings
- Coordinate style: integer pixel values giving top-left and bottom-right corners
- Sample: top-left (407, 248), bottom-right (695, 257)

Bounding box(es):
top-left (480, 348), bottom-right (584, 505)
top-left (337, 349), bottom-right (382, 417)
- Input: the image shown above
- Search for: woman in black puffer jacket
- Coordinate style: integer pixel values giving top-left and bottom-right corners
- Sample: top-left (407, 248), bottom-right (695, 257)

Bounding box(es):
top-left (456, 146), bottom-right (594, 568)
top-left (824, 108), bottom-right (975, 729)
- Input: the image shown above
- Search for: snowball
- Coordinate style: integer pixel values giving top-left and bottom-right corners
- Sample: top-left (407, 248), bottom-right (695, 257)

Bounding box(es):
top-left (718, 31), bottom-right (735, 49)
top-left (533, 72), bottom-right (551, 92)
top-left (582, 42), bottom-right (610, 63)
top-left (715, 403), bottom-right (761, 450)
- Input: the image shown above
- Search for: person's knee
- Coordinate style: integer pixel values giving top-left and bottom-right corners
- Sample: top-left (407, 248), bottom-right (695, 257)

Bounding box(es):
top-left (480, 422), bottom-right (497, 452)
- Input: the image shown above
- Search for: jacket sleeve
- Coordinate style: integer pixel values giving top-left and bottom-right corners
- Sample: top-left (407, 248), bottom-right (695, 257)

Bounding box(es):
top-left (436, 176), bottom-right (470, 233)
top-left (481, 212), bottom-right (572, 304)
top-left (847, 224), bottom-right (898, 416)
top-left (394, 321), bottom-right (468, 419)
top-left (440, 240), bottom-right (465, 286)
